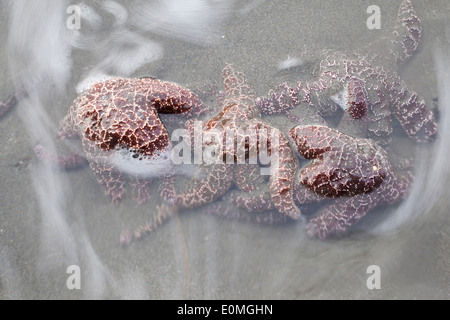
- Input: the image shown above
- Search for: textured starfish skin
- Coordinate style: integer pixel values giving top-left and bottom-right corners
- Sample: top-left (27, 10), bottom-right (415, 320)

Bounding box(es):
top-left (304, 170), bottom-right (411, 239)
top-left (256, 0), bottom-right (437, 145)
top-left (34, 144), bottom-right (87, 170)
top-left (223, 0), bottom-right (433, 238)
top-left (290, 125), bottom-right (388, 198)
top-left (39, 77), bottom-right (203, 203)
top-left (290, 125), bottom-right (412, 239)
top-left (226, 123), bottom-right (410, 239)
top-left (59, 77), bottom-right (202, 155)
top-left (174, 65), bottom-right (302, 219)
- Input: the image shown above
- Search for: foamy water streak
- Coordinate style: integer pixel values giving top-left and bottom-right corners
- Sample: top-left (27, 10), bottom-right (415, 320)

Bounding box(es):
top-left (5, 0), bottom-right (132, 298)
top-left (371, 47), bottom-right (450, 235)
top-left (109, 148), bottom-right (173, 178)
top-left (7, 0), bottom-right (81, 274)
top-left (129, 0), bottom-right (235, 44)
top-left (7, 1), bottom-right (72, 92)
top-left (70, 2), bottom-right (163, 78)
top-left (0, 245), bottom-right (22, 299)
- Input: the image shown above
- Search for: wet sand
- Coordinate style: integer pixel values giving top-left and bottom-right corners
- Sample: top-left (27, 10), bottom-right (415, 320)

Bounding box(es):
top-left (0, 0), bottom-right (449, 299)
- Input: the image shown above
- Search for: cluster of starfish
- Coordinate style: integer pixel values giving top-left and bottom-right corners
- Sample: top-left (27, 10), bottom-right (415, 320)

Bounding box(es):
top-left (173, 64), bottom-right (301, 219)
top-left (2, 0), bottom-right (437, 242)
top-left (36, 77), bottom-right (205, 204)
top-left (257, 0), bottom-right (436, 145)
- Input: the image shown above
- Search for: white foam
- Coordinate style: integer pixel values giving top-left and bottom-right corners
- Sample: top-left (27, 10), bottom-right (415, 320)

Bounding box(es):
top-left (330, 85), bottom-right (349, 111)
top-left (77, 2), bottom-right (103, 28)
top-left (100, 30), bottom-right (163, 76)
top-left (277, 56), bottom-right (303, 71)
top-left (129, 0), bottom-right (235, 45)
top-left (76, 73), bottom-right (113, 94)
top-left (102, 1), bottom-right (128, 26)
top-left (69, 2), bottom-right (163, 78)
top-left (108, 146), bottom-right (200, 179)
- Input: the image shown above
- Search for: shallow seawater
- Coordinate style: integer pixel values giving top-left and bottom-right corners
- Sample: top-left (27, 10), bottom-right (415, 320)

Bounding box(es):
top-left (0, 0), bottom-right (449, 299)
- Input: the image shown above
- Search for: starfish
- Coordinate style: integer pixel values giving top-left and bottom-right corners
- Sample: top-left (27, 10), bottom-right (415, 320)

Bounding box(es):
top-left (231, 79), bottom-right (415, 238)
top-left (206, 1), bottom-right (432, 239)
top-left (36, 77), bottom-right (204, 204)
top-left (291, 125), bottom-right (412, 239)
top-left (173, 64), bottom-right (301, 219)
top-left (291, 125), bottom-right (389, 198)
top-left (230, 77), bottom-right (371, 210)
top-left (256, 0), bottom-right (437, 145)
top-left (226, 123), bottom-right (412, 238)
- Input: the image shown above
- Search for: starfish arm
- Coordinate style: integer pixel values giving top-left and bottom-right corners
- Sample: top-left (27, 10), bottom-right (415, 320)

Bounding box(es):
top-left (306, 196), bottom-right (372, 239)
top-left (232, 188), bottom-right (275, 212)
top-left (58, 104), bottom-right (80, 140)
top-left (222, 64), bottom-right (255, 107)
top-left (363, 82), bottom-right (393, 144)
top-left (130, 176), bottom-right (152, 205)
top-left (74, 131), bottom-right (131, 204)
top-left (34, 144), bottom-right (87, 170)
top-left (294, 182), bottom-right (326, 204)
top-left (205, 203), bottom-right (289, 225)
top-left (305, 173), bottom-right (411, 239)
top-left (388, 77), bottom-right (437, 142)
top-left (306, 161), bottom-right (411, 239)
top-left (129, 203), bottom-right (178, 244)
top-left (360, 0), bottom-right (422, 67)
top-left (234, 163), bottom-right (265, 192)
top-left (390, 0), bottom-right (422, 65)
top-left (377, 169), bottom-right (412, 204)
top-left (158, 174), bottom-right (176, 202)
top-left (138, 78), bottom-right (204, 115)
top-left (175, 163), bottom-right (233, 208)
top-left (255, 82), bottom-right (300, 115)
top-left (89, 161), bottom-right (126, 204)
top-left (290, 125), bottom-right (353, 159)
top-left (268, 129), bottom-right (301, 219)
top-left (233, 153), bottom-right (274, 212)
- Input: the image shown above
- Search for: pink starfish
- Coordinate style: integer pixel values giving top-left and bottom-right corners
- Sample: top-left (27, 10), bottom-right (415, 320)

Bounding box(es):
top-left (36, 77), bottom-right (204, 204)
top-left (291, 125), bottom-right (412, 239)
top-left (173, 64), bottom-right (302, 219)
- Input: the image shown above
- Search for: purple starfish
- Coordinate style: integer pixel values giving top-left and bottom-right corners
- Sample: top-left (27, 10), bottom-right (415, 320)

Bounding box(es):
top-left (36, 77), bottom-right (204, 204)
top-left (256, 0), bottom-right (437, 145)
top-left (172, 64), bottom-right (302, 219)
top-left (290, 125), bottom-right (412, 239)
